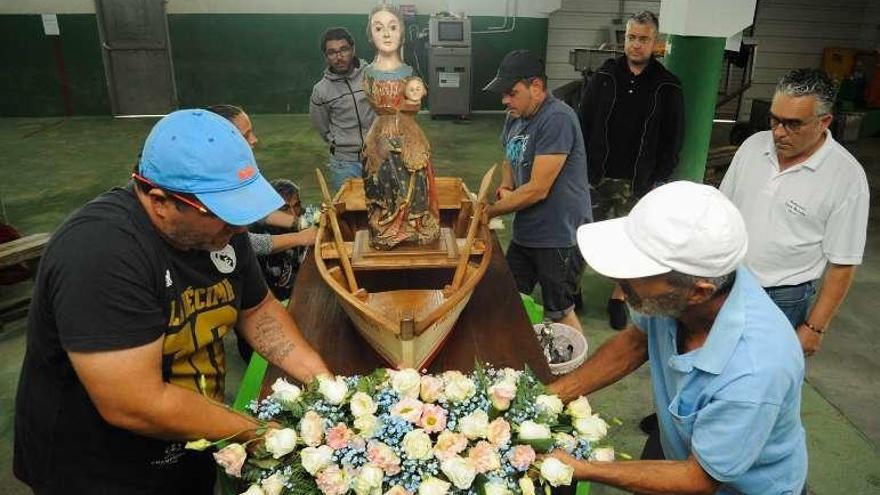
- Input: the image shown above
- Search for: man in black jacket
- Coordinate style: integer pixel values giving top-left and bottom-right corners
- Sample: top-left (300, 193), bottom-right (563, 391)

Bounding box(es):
top-left (580, 10), bottom-right (684, 330)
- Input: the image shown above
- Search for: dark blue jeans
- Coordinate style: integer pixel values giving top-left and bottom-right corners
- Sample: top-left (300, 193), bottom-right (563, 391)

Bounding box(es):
top-left (764, 280), bottom-right (818, 328)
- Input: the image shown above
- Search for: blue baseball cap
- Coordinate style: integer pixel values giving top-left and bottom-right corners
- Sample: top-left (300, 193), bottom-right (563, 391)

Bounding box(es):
top-left (138, 109), bottom-right (283, 226)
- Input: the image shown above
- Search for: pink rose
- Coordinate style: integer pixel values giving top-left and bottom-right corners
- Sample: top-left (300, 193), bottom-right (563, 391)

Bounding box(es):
top-left (467, 440), bottom-right (501, 473)
top-left (433, 431), bottom-right (468, 461)
top-left (212, 443), bottom-right (246, 478)
top-left (418, 404), bottom-right (448, 433)
top-left (367, 440), bottom-right (402, 476)
top-left (420, 375), bottom-right (444, 403)
top-left (326, 423), bottom-right (354, 450)
top-left (508, 445), bottom-right (536, 471)
top-left (316, 465), bottom-right (349, 495)
top-left (390, 397), bottom-right (424, 423)
top-left (487, 418), bottom-right (511, 446)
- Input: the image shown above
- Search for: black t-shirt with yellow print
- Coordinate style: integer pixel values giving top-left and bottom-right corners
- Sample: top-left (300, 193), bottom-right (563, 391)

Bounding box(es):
top-left (14, 186), bottom-right (267, 493)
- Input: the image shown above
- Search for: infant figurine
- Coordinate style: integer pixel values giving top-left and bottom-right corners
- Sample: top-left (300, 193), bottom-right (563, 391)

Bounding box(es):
top-left (402, 77), bottom-right (427, 110)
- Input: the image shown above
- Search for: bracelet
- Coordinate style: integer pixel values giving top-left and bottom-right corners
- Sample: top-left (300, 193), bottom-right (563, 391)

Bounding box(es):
top-left (803, 321), bottom-right (825, 334)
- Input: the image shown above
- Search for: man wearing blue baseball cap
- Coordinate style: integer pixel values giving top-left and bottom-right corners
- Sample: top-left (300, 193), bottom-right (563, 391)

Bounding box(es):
top-left (14, 110), bottom-right (331, 494)
top-left (547, 182), bottom-right (807, 494)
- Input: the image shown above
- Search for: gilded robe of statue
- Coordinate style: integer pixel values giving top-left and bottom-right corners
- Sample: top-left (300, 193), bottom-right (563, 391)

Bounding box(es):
top-left (362, 63), bottom-right (440, 250)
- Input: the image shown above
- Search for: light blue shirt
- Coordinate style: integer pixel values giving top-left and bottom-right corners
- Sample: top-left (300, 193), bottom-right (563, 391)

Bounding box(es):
top-left (632, 267), bottom-right (807, 494)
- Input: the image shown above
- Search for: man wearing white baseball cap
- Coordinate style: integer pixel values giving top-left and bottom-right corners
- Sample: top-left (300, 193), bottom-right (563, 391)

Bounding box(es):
top-left (15, 109), bottom-right (331, 494)
top-left (548, 181), bottom-right (807, 494)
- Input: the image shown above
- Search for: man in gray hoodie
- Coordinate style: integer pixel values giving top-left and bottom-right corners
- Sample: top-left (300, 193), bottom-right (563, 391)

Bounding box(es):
top-left (309, 27), bottom-right (376, 191)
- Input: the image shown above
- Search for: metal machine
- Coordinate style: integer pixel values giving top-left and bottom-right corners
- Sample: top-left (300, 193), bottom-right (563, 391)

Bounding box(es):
top-left (427, 15), bottom-right (471, 118)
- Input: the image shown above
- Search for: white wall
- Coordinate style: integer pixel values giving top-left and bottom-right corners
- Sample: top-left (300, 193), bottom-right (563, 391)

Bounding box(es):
top-left (0, 0), bottom-right (561, 17)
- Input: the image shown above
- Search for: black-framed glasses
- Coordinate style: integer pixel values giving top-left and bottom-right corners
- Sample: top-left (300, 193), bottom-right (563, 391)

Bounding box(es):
top-left (131, 173), bottom-right (215, 217)
top-left (768, 112), bottom-right (826, 133)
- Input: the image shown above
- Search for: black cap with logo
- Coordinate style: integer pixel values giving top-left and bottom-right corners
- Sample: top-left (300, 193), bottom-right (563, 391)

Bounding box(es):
top-left (482, 50), bottom-right (546, 94)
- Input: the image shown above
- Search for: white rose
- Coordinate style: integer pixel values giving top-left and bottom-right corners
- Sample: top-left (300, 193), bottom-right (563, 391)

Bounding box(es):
top-left (240, 484), bottom-right (265, 495)
top-left (354, 413), bottom-right (380, 438)
top-left (535, 395), bottom-right (564, 418)
top-left (540, 457), bottom-right (574, 487)
top-left (590, 447), bottom-right (615, 462)
top-left (391, 368), bottom-right (422, 399)
top-left (264, 428), bottom-right (298, 459)
top-left (270, 378), bottom-right (302, 404)
top-left (350, 391), bottom-right (378, 418)
top-left (573, 414), bottom-right (608, 442)
top-left (300, 445), bottom-right (334, 475)
top-left (419, 375), bottom-right (444, 403)
top-left (443, 371), bottom-right (476, 403)
top-left (565, 396), bottom-right (592, 419)
top-left (518, 477), bottom-right (536, 495)
top-left (402, 429), bottom-right (433, 460)
top-left (318, 375), bottom-right (349, 405)
top-left (440, 456), bottom-right (477, 489)
top-left (458, 410), bottom-right (489, 440)
top-left (261, 473), bottom-right (286, 495)
top-left (299, 410), bottom-right (325, 447)
top-left (488, 380), bottom-right (517, 411)
top-left (418, 477), bottom-right (451, 495)
top-left (353, 465), bottom-right (385, 495)
top-left (501, 367), bottom-right (521, 383)
top-left (484, 480), bottom-right (512, 495)
top-left (517, 421), bottom-right (552, 441)
top-left (553, 432), bottom-right (577, 453)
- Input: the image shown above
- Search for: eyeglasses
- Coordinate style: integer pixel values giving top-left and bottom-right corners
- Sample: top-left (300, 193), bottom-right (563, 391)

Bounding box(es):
top-left (131, 173), bottom-right (214, 216)
top-left (768, 113), bottom-right (827, 133)
top-left (325, 45), bottom-right (352, 58)
top-left (626, 34), bottom-right (654, 45)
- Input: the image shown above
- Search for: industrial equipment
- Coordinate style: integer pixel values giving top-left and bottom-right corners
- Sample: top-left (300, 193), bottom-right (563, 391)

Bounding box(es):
top-left (427, 14), bottom-right (472, 118)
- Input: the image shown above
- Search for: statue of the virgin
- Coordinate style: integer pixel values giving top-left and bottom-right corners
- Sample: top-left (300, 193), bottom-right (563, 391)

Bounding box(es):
top-left (361, 5), bottom-right (440, 250)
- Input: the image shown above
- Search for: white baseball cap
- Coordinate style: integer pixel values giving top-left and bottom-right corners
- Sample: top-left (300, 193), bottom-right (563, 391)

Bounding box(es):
top-left (577, 181), bottom-right (748, 279)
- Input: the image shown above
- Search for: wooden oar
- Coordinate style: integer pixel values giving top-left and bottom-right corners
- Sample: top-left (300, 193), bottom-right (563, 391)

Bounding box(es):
top-left (447, 164), bottom-right (496, 294)
top-left (315, 169), bottom-right (362, 297)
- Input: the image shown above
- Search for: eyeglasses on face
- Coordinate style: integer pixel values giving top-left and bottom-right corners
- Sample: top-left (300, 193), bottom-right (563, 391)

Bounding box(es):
top-left (768, 112), bottom-right (827, 133)
top-left (325, 45), bottom-right (352, 58)
top-left (131, 173), bottom-right (215, 216)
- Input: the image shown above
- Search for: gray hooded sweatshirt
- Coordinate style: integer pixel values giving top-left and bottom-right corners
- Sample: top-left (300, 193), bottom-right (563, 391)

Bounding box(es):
top-left (308, 59), bottom-right (376, 162)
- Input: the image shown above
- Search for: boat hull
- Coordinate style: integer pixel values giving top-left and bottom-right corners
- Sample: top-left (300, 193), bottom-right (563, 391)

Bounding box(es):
top-left (314, 178), bottom-right (492, 369)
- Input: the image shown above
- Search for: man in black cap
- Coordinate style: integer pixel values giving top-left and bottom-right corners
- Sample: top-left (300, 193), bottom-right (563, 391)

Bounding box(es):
top-left (484, 50), bottom-right (592, 332)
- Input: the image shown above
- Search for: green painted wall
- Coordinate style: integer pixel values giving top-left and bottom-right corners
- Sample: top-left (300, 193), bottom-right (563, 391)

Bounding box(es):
top-left (1, 13), bottom-right (546, 117)
top-left (1, 14), bottom-right (110, 116)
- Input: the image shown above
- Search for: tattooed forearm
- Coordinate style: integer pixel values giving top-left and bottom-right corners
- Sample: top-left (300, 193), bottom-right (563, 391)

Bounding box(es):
top-left (250, 312), bottom-right (296, 364)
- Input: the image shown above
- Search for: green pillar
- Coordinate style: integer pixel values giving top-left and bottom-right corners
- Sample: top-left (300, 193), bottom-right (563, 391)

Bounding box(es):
top-left (663, 35), bottom-right (726, 182)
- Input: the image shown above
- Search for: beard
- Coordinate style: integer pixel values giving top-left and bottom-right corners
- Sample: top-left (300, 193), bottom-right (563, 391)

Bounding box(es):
top-left (166, 224), bottom-right (232, 252)
top-left (621, 283), bottom-right (690, 318)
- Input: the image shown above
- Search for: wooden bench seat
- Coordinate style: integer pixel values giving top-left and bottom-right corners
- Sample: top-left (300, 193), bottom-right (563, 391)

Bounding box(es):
top-left (0, 232), bottom-right (51, 269)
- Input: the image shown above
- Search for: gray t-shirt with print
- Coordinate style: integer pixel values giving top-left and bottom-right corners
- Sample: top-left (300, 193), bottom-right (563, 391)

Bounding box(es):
top-left (502, 95), bottom-right (592, 247)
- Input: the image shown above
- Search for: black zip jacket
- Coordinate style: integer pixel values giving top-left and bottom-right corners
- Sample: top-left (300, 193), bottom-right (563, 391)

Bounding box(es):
top-left (579, 56), bottom-right (684, 196)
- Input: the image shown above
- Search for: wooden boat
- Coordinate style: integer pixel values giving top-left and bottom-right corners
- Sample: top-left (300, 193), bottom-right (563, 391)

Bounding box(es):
top-left (314, 167), bottom-right (495, 370)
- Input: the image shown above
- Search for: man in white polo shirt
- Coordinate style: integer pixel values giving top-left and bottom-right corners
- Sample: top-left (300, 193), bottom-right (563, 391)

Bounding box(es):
top-left (720, 68), bottom-right (869, 356)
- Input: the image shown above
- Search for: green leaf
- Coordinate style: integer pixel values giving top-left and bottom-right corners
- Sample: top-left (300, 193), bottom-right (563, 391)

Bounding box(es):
top-left (249, 457), bottom-right (281, 470)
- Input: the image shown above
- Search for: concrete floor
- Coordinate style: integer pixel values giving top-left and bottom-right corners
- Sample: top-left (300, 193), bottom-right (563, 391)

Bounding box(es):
top-left (1, 114), bottom-right (878, 494)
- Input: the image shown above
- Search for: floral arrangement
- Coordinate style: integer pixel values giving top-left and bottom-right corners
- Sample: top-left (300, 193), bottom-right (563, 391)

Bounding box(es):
top-left (191, 365), bottom-right (614, 495)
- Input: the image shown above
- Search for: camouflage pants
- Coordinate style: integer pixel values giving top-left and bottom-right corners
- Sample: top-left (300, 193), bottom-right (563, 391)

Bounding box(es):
top-left (591, 178), bottom-right (637, 221)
